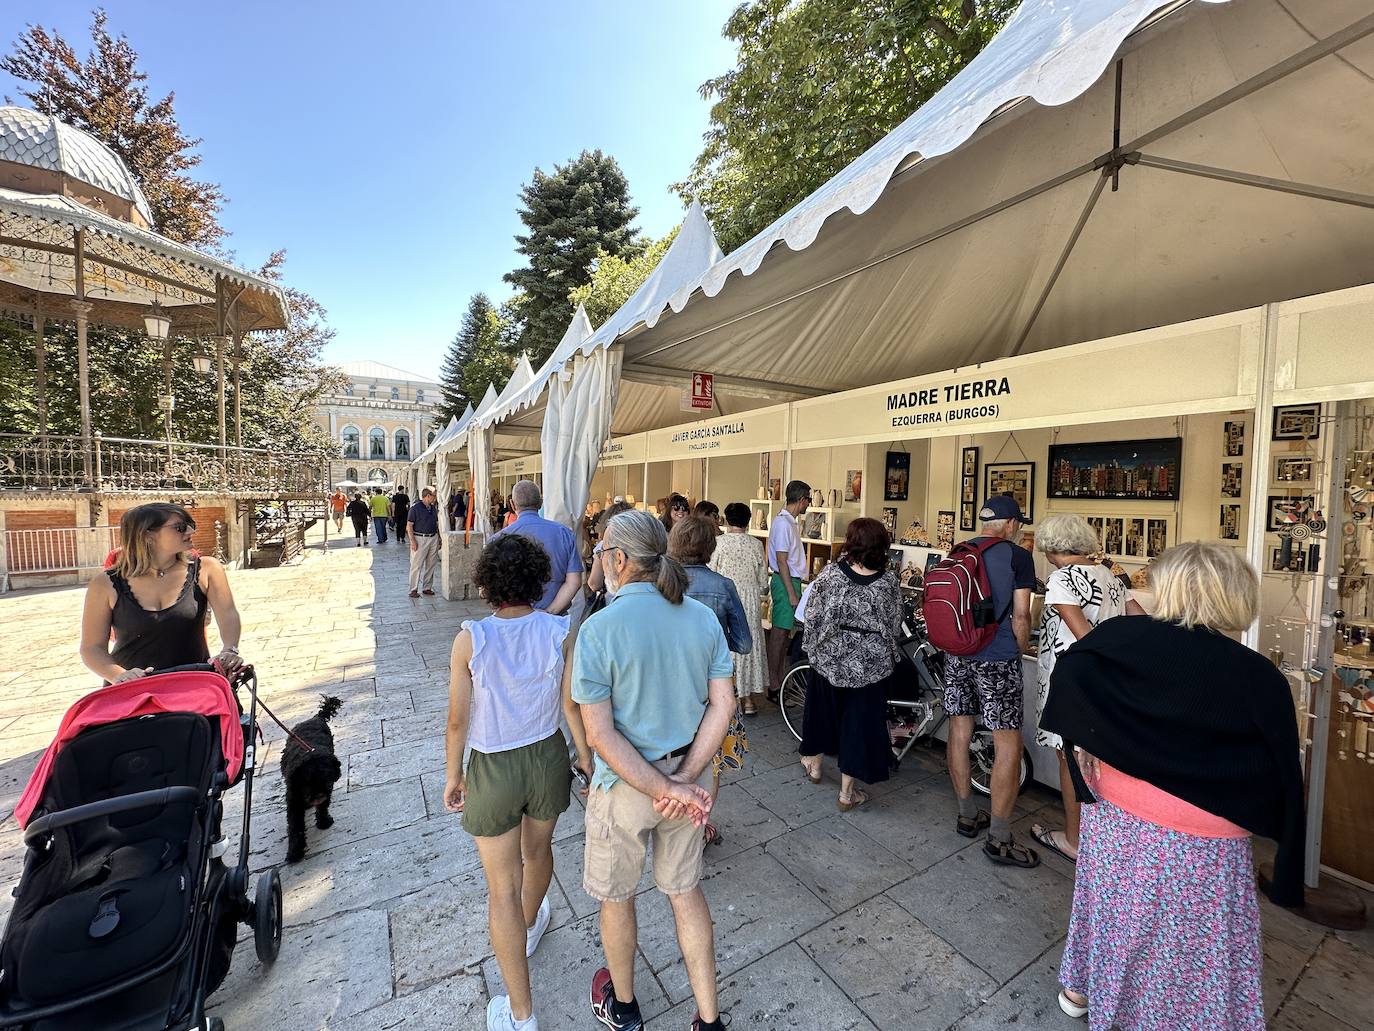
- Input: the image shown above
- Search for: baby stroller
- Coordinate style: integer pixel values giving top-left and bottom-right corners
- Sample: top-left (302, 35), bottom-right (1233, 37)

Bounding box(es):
top-left (0, 664), bottom-right (282, 1031)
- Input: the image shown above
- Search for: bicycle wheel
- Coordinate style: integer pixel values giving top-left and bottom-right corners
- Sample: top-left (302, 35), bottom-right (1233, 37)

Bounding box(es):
top-left (968, 728), bottom-right (1032, 796)
top-left (779, 662), bottom-right (811, 743)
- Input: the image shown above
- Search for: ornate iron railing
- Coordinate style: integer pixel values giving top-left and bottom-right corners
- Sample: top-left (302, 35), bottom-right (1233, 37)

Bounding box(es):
top-left (0, 433), bottom-right (327, 495)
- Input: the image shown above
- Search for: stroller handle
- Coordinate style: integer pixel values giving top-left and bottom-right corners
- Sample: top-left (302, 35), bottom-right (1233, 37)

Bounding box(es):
top-left (148, 661), bottom-right (257, 688)
top-left (24, 785), bottom-right (201, 844)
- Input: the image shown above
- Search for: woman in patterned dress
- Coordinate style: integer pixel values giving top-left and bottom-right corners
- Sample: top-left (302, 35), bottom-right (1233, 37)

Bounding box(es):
top-left (1029, 514), bottom-right (1140, 863)
top-left (709, 503), bottom-right (770, 715)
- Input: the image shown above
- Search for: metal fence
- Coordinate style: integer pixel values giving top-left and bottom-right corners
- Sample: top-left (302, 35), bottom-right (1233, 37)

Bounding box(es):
top-left (0, 433), bottom-right (327, 495)
top-left (1, 524), bottom-right (118, 592)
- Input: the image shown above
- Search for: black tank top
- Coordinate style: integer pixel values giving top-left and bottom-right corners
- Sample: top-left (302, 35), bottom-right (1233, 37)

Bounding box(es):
top-left (109, 558), bottom-right (211, 674)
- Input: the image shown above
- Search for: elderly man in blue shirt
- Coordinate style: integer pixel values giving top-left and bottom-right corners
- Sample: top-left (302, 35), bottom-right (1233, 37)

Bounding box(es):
top-left (572, 509), bottom-right (735, 1031)
top-left (489, 480), bottom-right (583, 614)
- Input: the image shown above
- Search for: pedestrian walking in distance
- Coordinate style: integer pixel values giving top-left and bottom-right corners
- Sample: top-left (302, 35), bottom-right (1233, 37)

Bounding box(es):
top-left (369, 487), bottom-right (392, 543)
top-left (346, 492), bottom-right (370, 546)
top-left (572, 510), bottom-right (735, 1031)
top-left (407, 488), bottom-right (441, 597)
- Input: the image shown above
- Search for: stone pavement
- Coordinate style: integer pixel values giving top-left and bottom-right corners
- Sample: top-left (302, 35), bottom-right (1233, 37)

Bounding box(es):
top-left (0, 526), bottom-right (1370, 1030)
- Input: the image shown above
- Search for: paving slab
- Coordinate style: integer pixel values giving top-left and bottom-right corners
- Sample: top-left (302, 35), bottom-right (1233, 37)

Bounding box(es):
top-left (346, 735), bottom-right (446, 788)
top-left (766, 815), bottom-right (915, 913)
top-left (736, 760), bottom-right (850, 830)
top-left (946, 942), bottom-right (1069, 1031)
top-left (705, 781), bottom-right (790, 862)
top-left (332, 972), bottom-right (488, 1031)
top-left (799, 897), bottom-right (996, 1029)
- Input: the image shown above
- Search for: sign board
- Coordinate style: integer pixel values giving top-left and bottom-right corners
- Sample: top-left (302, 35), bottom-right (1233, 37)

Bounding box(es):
top-left (157, 393), bottom-right (175, 412)
top-left (690, 372), bottom-right (715, 410)
top-left (645, 403), bottom-right (790, 462)
top-left (598, 433), bottom-right (647, 468)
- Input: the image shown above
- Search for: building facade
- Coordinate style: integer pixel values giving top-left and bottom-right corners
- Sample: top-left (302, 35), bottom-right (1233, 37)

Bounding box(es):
top-left (314, 361), bottom-right (441, 488)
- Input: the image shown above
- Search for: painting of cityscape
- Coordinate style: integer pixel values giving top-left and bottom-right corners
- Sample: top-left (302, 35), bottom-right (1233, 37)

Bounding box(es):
top-left (1048, 437), bottom-right (1182, 501)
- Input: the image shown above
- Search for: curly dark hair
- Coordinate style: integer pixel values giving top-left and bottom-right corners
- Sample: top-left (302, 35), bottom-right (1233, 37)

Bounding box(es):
top-left (472, 533), bottom-right (551, 608)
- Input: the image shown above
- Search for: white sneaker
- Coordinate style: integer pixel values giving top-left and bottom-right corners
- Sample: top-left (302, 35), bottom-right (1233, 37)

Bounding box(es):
top-left (487, 994), bottom-right (538, 1030)
top-left (525, 895), bottom-right (550, 957)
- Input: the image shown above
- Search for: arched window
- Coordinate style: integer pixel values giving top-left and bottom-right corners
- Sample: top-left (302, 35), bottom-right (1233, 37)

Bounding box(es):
top-left (341, 425), bottom-right (360, 459)
top-left (344, 383), bottom-right (354, 397)
top-left (368, 427), bottom-right (386, 459)
top-left (345, 466), bottom-right (359, 482)
top-left (368, 383), bottom-right (377, 399)
top-left (390, 385), bottom-right (400, 401)
top-left (427, 429), bottom-right (437, 446)
top-left (416, 389), bottom-right (425, 404)
top-left (368, 467), bottom-right (387, 484)
top-left (394, 428), bottom-right (411, 459)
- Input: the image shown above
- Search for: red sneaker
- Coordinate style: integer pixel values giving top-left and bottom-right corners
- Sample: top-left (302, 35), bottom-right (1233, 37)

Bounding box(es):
top-left (590, 968), bottom-right (642, 1030)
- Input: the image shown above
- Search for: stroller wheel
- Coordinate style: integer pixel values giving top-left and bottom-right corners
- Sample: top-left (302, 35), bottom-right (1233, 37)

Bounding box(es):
top-left (208, 1019), bottom-right (226, 1031)
top-left (253, 869), bottom-right (283, 965)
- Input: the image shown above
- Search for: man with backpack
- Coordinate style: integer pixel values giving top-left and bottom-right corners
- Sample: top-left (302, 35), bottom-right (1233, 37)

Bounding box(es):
top-left (926, 495), bottom-right (1039, 869)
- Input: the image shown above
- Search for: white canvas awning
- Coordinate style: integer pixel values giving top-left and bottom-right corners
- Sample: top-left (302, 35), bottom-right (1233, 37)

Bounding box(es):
top-left (412, 409), bottom-right (467, 468)
top-left (605, 0), bottom-right (1374, 433)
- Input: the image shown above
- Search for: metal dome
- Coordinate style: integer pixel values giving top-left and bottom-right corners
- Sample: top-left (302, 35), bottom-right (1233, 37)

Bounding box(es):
top-left (0, 106), bottom-right (154, 226)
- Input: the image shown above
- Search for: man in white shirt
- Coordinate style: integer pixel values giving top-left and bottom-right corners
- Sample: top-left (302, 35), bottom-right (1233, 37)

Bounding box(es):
top-left (766, 479), bottom-right (810, 701)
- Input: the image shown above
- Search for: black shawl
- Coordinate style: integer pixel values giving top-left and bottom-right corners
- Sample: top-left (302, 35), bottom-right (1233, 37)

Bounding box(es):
top-left (1042, 615), bottom-right (1306, 907)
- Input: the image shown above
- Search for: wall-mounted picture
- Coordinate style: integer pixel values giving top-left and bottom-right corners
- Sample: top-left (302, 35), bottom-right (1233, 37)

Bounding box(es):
top-left (960, 447), bottom-right (980, 529)
top-left (1125, 518), bottom-right (1144, 555)
top-left (962, 447), bottom-right (979, 476)
top-left (769, 478), bottom-right (781, 501)
top-left (960, 502), bottom-right (975, 530)
top-left (887, 547), bottom-right (905, 574)
top-left (1047, 438), bottom-right (1182, 501)
top-left (884, 450), bottom-right (910, 501)
top-left (936, 510), bottom-right (955, 551)
top-left (881, 507), bottom-right (898, 538)
top-left (1267, 494), bottom-right (1317, 532)
top-left (1273, 404), bottom-right (1320, 441)
top-left (758, 452), bottom-right (771, 500)
top-left (1271, 543), bottom-right (1307, 573)
top-left (1102, 517), bottom-right (1124, 556)
top-left (1273, 455), bottom-right (1314, 487)
top-left (925, 552), bottom-right (945, 574)
top-left (961, 478), bottom-right (976, 503)
top-left (1224, 419), bottom-right (1246, 457)
top-left (1146, 518), bottom-right (1169, 558)
top-left (1219, 504), bottom-right (1242, 541)
top-left (1087, 516), bottom-right (1105, 550)
top-left (845, 469), bottom-right (863, 503)
top-left (983, 461), bottom-right (1035, 524)
top-left (1221, 462), bottom-right (1243, 498)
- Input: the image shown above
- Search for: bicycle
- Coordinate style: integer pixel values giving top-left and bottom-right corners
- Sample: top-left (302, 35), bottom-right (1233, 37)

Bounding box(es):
top-left (779, 602), bottom-right (1033, 796)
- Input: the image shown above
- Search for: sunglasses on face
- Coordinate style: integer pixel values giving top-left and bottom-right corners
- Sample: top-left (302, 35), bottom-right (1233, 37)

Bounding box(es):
top-left (673, 505), bottom-right (689, 513)
top-left (161, 521), bottom-right (195, 534)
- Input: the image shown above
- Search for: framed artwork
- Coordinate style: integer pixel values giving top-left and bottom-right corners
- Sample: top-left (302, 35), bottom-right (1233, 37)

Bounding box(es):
top-left (887, 547), bottom-right (904, 574)
top-left (1224, 419), bottom-right (1246, 457)
top-left (1272, 455), bottom-right (1314, 487)
top-left (1146, 518), bottom-right (1169, 558)
top-left (1267, 494), bottom-right (1316, 532)
top-left (845, 468), bottom-right (863, 502)
top-left (884, 450), bottom-right (910, 501)
top-left (1220, 462), bottom-right (1243, 498)
top-left (983, 461), bottom-right (1035, 524)
top-left (1102, 517), bottom-right (1124, 556)
top-left (1219, 504), bottom-right (1242, 541)
top-left (936, 510), bottom-right (955, 551)
top-left (960, 447), bottom-right (980, 529)
top-left (748, 499), bottom-right (772, 533)
top-left (1271, 543), bottom-right (1307, 573)
top-left (769, 478), bottom-right (781, 501)
top-left (1125, 517), bottom-right (1144, 556)
top-left (925, 552), bottom-right (944, 574)
top-left (758, 452), bottom-right (771, 499)
top-left (880, 507), bottom-right (898, 538)
top-left (1272, 404), bottom-right (1320, 441)
top-left (1047, 438), bottom-right (1181, 501)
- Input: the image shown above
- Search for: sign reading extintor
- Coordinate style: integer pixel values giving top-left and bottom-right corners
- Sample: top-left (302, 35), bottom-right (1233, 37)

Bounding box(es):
top-left (690, 372), bottom-right (714, 410)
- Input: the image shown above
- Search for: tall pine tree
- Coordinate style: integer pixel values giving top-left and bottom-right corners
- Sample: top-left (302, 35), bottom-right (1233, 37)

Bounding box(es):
top-left (435, 293), bottom-right (515, 423)
top-left (503, 150), bottom-right (641, 365)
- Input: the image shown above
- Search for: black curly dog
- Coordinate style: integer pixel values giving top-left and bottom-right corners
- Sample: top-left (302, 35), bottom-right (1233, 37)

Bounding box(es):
top-left (280, 695), bottom-right (343, 863)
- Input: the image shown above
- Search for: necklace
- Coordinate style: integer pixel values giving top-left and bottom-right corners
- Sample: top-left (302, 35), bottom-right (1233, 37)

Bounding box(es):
top-left (154, 561), bottom-right (178, 579)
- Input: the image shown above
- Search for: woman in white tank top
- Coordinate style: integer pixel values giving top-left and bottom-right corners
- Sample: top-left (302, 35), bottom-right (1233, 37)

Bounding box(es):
top-left (445, 535), bottom-right (592, 1031)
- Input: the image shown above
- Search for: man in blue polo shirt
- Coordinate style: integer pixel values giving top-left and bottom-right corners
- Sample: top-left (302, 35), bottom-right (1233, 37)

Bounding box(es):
top-left (489, 479), bottom-right (583, 613)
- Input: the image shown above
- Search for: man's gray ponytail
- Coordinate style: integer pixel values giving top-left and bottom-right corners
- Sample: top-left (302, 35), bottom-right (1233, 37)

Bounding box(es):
top-left (606, 509), bottom-right (688, 604)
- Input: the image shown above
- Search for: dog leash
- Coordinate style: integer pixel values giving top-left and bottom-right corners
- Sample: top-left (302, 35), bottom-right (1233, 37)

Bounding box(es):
top-left (254, 695), bottom-right (316, 754)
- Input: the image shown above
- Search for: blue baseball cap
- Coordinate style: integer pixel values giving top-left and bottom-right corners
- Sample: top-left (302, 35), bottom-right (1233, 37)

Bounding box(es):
top-left (979, 495), bottom-right (1031, 525)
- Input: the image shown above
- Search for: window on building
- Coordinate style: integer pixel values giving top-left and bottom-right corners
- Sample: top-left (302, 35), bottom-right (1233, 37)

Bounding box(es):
top-left (341, 425), bottom-right (360, 459)
top-left (345, 466), bottom-right (359, 482)
top-left (368, 427), bottom-right (386, 459)
top-left (368, 383), bottom-right (377, 399)
top-left (344, 383), bottom-right (354, 397)
top-left (390, 385), bottom-right (400, 401)
top-left (416, 389), bottom-right (425, 403)
top-left (368, 467), bottom-right (387, 484)
top-left (427, 429), bottom-right (437, 446)
top-left (395, 428), bottom-right (411, 459)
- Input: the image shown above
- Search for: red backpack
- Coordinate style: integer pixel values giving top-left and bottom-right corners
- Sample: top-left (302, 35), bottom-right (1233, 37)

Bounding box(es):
top-left (923, 538), bottom-right (1012, 656)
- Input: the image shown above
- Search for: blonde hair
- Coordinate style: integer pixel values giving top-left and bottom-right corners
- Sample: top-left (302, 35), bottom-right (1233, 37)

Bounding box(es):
top-left (1036, 513), bottom-right (1100, 556)
top-left (112, 503), bottom-right (195, 580)
top-left (1150, 541), bottom-right (1258, 631)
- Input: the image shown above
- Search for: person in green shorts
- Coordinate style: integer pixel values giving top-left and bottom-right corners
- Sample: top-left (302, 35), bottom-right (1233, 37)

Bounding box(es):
top-left (766, 479), bottom-right (811, 701)
top-left (445, 533), bottom-right (593, 1031)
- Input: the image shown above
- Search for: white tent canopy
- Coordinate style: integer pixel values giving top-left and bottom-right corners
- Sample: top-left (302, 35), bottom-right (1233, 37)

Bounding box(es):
top-left (603, 0), bottom-right (1374, 433)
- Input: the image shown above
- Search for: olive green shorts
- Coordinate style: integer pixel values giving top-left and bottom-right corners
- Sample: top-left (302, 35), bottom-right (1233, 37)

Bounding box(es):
top-left (462, 730), bottom-right (572, 838)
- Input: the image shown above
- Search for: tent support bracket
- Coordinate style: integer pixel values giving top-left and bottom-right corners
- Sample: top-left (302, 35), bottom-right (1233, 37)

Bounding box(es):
top-left (1135, 155), bottom-right (1374, 210)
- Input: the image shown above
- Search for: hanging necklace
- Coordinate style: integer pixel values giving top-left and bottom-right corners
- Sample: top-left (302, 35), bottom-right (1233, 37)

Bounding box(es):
top-left (154, 560), bottom-right (179, 579)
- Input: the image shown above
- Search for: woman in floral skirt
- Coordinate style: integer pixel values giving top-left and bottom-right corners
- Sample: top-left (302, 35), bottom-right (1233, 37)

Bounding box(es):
top-left (709, 502), bottom-right (770, 715)
top-left (1042, 542), bottom-right (1306, 1030)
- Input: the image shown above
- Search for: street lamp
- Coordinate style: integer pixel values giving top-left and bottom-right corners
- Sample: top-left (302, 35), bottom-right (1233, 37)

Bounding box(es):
top-left (192, 346), bottom-right (214, 376)
top-left (143, 300), bottom-right (171, 343)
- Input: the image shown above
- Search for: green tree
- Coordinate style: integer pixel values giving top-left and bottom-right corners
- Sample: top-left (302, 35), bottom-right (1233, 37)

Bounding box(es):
top-left (438, 292), bottom-right (519, 417)
top-left (2, 8), bottom-right (227, 249)
top-left (504, 150), bottom-right (642, 366)
top-left (678, 0), bottom-right (1017, 252)
top-left (568, 228), bottom-right (679, 329)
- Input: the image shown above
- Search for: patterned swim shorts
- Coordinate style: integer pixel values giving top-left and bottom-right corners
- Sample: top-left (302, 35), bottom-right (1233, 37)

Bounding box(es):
top-left (942, 654), bottom-right (1024, 731)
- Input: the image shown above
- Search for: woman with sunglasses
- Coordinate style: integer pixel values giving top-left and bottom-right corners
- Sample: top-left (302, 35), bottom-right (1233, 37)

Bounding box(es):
top-left (80, 503), bottom-right (246, 684)
top-left (660, 492), bottom-right (691, 533)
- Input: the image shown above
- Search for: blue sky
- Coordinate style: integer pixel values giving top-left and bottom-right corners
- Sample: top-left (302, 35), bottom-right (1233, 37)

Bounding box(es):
top-left (0, 1), bottom-right (739, 379)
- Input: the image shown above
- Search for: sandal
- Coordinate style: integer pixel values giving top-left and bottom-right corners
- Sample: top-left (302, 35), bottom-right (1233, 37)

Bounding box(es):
top-left (955, 809), bottom-right (991, 839)
top-left (982, 835), bottom-right (1041, 869)
top-left (1031, 823), bottom-right (1078, 864)
top-left (742, 701), bottom-right (758, 717)
top-left (703, 822), bottom-right (723, 847)
top-left (1058, 990), bottom-right (1088, 1019)
top-left (837, 788), bottom-right (871, 812)
top-left (800, 758), bottom-right (822, 784)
